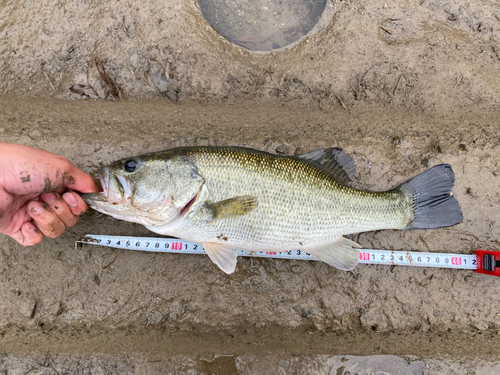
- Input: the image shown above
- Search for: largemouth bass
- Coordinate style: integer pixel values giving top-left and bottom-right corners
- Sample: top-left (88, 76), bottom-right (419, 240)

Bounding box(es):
top-left (83, 146), bottom-right (462, 274)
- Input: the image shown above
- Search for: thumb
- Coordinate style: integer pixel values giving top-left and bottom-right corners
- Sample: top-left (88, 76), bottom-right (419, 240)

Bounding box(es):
top-left (65, 165), bottom-right (100, 193)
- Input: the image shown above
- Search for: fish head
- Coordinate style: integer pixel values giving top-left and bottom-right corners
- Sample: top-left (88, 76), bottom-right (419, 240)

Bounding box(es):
top-left (82, 153), bottom-right (205, 226)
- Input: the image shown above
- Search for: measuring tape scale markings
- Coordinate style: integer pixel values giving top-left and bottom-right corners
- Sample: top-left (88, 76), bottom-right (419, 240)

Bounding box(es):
top-left (77, 235), bottom-right (317, 260)
top-left (76, 235), bottom-right (500, 277)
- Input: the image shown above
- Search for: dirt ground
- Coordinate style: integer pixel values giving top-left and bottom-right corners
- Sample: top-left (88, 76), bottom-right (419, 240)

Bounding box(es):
top-left (1, 0), bottom-right (500, 373)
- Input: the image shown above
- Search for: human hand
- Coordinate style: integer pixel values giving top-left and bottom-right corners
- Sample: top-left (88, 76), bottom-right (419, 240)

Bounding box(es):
top-left (0, 143), bottom-right (99, 246)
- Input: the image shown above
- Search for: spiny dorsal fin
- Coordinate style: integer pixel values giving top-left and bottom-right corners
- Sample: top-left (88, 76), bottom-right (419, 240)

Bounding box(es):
top-left (306, 237), bottom-right (360, 270)
top-left (206, 195), bottom-right (258, 220)
top-left (297, 148), bottom-right (356, 185)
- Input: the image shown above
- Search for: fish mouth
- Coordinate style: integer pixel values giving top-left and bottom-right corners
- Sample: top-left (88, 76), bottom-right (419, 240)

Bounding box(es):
top-left (82, 167), bottom-right (126, 206)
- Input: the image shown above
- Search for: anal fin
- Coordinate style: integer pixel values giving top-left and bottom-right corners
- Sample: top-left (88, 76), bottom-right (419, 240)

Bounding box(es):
top-left (203, 242), bottom-right (238, 274)
top-left (307, 237), bottom-right (360, 271)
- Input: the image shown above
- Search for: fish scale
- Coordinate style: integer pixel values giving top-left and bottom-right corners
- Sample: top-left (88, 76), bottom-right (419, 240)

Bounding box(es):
top-left (160, 147), bottom-right (413, 251)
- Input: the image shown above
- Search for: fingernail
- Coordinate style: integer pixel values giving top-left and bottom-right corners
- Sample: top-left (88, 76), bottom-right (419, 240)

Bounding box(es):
top-left (41, 193), bottom-right (56, 205)
top-left (63, 193), bottom-right (78, 207)
top-left (29, 202), bottom-right (45, 215)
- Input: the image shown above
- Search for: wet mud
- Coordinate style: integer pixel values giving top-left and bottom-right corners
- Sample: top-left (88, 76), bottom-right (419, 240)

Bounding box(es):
top-left (1, 0), bottom-right (500, 373)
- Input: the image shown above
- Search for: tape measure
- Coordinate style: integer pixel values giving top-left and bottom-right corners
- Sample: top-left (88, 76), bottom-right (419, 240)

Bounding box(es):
top-left (76, 234), bottom-right (500, 277)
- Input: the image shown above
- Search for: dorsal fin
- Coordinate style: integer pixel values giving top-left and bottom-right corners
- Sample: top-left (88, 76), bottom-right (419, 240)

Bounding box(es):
top-left (297, 148), bottom-right (356, 185)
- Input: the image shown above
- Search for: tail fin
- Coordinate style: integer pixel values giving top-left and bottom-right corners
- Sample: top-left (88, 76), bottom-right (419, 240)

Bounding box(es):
top-left (399, 164), bottom-right (462, 229)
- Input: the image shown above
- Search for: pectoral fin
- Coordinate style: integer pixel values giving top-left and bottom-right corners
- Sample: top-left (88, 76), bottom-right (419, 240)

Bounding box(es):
top-left (206, 195), bottom-right (258, 220)
top-left (307, 237), bottom-right (360, 270)
top-left (203, 242), bottom-right (238, 274)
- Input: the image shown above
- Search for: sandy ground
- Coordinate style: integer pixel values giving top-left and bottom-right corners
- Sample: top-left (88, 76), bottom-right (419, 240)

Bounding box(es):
top-left (1, 0), bottom-right (500, 373)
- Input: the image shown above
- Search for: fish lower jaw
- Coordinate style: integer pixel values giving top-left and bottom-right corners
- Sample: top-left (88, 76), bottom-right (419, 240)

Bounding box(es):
top-left (81, 192), bottom-right (108, 204)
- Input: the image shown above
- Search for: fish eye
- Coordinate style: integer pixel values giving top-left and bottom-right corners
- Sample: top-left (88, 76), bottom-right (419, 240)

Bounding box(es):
top-left (124, 159), bottom-right (138, 172)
